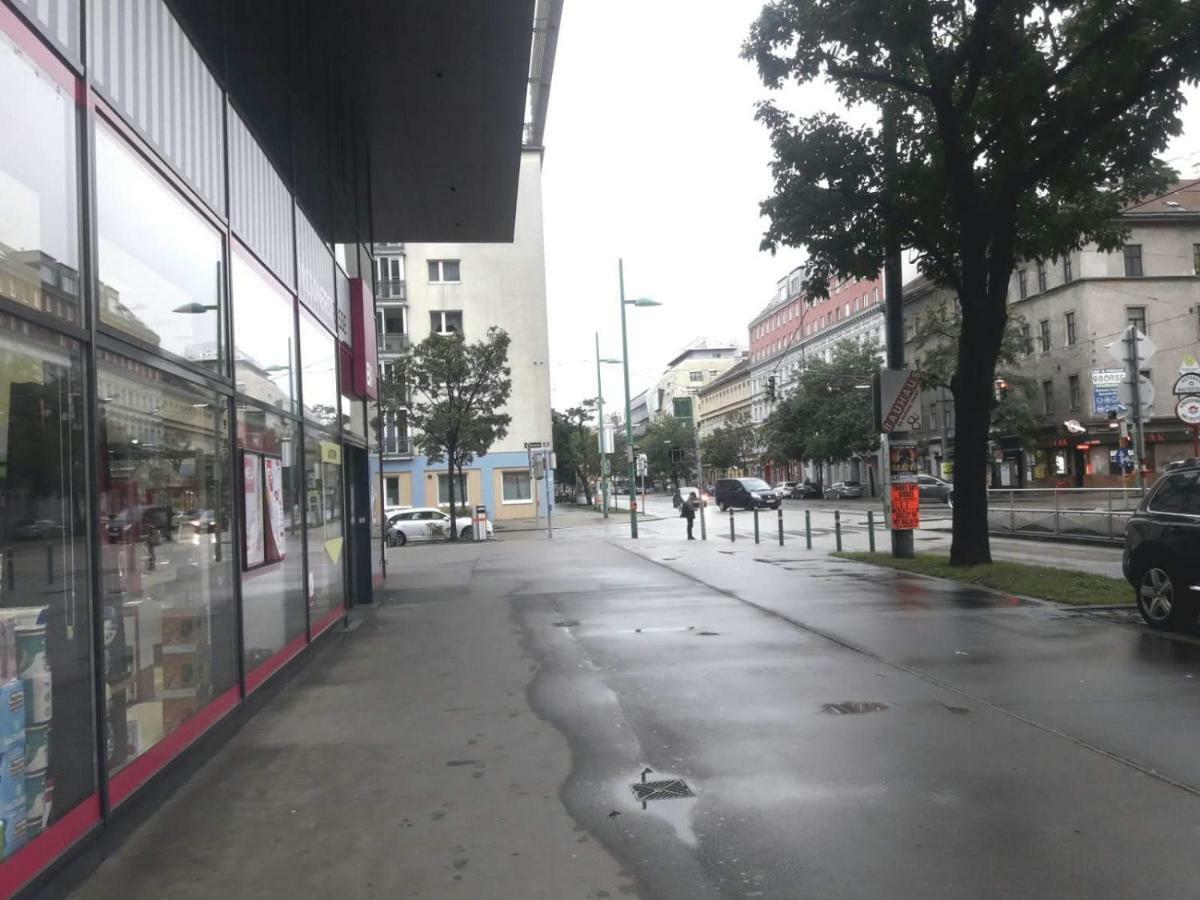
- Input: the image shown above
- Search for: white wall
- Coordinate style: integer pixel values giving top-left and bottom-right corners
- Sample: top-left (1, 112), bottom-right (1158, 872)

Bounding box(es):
top-left (403, 150), bottom-right (552, 455)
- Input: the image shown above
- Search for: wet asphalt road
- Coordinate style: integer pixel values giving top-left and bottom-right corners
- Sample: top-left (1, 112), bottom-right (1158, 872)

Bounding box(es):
top-left (513, 532), bottom-right (1200, 899)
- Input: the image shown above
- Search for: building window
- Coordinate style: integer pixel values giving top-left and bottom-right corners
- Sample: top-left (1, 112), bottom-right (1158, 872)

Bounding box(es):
top-left (1127, 306), bottom-right (1147, 335)
top-left (428, 259), bottom-right (461, 283)
top-left (96, 123), bottom-right (225, 372)
top-left (430, 310), bottom-right (464, 335)
top-left (1063, 255), bottom-right (1073, 283)
top-left (0, 319), bottom-right (94, 832)
top-left (1123, 244), bottom-right (1144, 277)
top-left (1065, 311), bottom-right (1077, 346)
top-left (502, 470), bottom-right (532, 503)
top-left (99, 352), bottom-right (237, 773)
top-left (1068, 374), bottom-right (1080, 410)
top-left (1018, 269), bottom-right (1028, 299)
top-left (237, 410), bottom-right (305, 676)
top-left (232, 249), bottom-right (298, 413)
top-left (299, 310), bottom-right (340, 429)
top-left (1037, 261), bottom-right (1047, 293)
top-left (1021, 323), bottom-right (1032, 356)
top-left (1194, 243), bottom-right (1200, 276)
top-left (1042, 379), bottom-right (1054, 414)
top-left (689, 370), bottom-right (704, 382)
top-left (1039, 319), bottom-right (1051, 352)
top-left (437, 472), bottom-right (469, 505)
top-left (385, 476), bottom-right (402, 508)
top-left (0, 34), bottom-right (82, 328)
top-left (304, 429), bottom-right (345, 629)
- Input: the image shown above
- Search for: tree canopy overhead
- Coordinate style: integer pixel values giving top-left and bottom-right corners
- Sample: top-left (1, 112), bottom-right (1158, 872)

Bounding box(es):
top-left (744, 0), bottom-right (1200, 564)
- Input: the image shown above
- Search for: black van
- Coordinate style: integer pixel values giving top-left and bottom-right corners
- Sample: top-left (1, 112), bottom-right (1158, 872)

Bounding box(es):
top-left (714, 477), bottom-right (781, 511)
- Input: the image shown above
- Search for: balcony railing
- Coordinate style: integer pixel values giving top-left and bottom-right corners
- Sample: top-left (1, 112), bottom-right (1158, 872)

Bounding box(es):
top-left (382, 435), bottom-right (412, 457)
top-left (376, 278), bottom-right (406, 301)
top-left (378, 333), bottom-right (410, 354)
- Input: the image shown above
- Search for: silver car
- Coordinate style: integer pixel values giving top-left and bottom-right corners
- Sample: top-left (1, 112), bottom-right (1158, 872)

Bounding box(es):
top-left (824, 481), bottom-right (865, 500)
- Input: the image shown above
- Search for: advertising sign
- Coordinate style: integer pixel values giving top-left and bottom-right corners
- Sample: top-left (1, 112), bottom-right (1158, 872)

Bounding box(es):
top-left (264, 457), bottom-right (286, 561)
top-left (244, 452), bottom-right (265, 567)
top-left (349, 278), bottom-right (378, 400)
top-left (887, 439), bottom-right (919, 484)
top-left (1174, 372), bottom-right (1200, 396)
top-left (1093, 386), bottom-right (1121, 416)
top-left (890, 483), bottom-right (920, 530)
top-left (879, 369), bottom-right (922, 433)
top-left (1177, 395), bottom-right (1200, 426)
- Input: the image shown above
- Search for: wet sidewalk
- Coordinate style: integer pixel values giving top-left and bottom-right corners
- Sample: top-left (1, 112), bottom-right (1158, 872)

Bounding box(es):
top-left (72, 543), bottom-right (632, 899)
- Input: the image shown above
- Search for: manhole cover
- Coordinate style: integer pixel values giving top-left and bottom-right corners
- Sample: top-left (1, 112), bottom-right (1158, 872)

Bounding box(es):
top-left (631, 779), bottom-right (694, 802)
top-left (822, 701), bottom-right (888, 715)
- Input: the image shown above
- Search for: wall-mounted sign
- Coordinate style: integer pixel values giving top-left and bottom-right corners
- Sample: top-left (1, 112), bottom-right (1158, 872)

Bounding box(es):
top-left (1174, 372), bottom-right (1200, 396)
top-left (320, 440), bottom-right (342, 465)
top-left (1091, 368), bottom-right (1126, 387)
top-left (1177, 395), bottom-right (1200, 426)
top-left (349, 277), bottom-right (378, 400)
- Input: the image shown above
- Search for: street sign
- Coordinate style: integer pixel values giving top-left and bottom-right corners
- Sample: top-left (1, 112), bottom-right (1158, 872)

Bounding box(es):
top-left (1064, 419), bottom-right (1086, 434)
top-left (1174, 372), bottom-right (1200, 396)
top-left (1093, 386), bottom-right (1121, 416)
top-left (1118, 375), bottom-right (1155, 416)
top-left (635, 453), bottom-right (648, 476)
top-left (1091, 367), bottom-right (1126, 387)
top-left (1107, 328), bottom-right (1157, 367)
top-left (1177, 395), bottom-right (1200, 425)
top-left (879, 369), bottom-right (922, 433)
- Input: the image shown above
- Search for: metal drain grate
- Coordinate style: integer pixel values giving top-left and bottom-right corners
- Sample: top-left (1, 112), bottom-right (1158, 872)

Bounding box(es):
top-left (631, 779), bottom-right (694, 802)
top-left (822, 701), bottom-right (888, 715)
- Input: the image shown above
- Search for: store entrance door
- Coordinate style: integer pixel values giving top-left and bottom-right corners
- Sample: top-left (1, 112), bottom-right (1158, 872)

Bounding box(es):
top-left (344, 445), bottom-right (373, 606)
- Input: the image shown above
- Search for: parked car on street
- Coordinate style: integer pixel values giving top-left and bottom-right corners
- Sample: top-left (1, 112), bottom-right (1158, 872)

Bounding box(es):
top-left (386, 507), bottom-right (493, 546)
top-left (917, 474), bottom-right (954, 504)
top-left (824, 481), bottom-right (864, 500)
top-left (1123, 461), bottom-right (1200, 630)
top-left (714, 478), bottom-right (781, 511)
top-left (776, 480), bottom-right (821, 500)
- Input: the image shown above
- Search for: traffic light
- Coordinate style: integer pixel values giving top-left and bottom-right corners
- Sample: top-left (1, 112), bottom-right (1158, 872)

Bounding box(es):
top-left (669, 447), bottom-right (685, 463)
top-left (767, 375), bottom-right (777, 401)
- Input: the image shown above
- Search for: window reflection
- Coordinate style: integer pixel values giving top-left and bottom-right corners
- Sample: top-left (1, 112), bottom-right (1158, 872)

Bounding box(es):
top-left (95, 125), bottom-right (224, 372)
top-left (231, 251), bottom-right (297, 414)
top-left (97, 352), bottom-right (236, 772)
top-left (0, 31), bottom-right (82, 329)
top-left (304, 429), bottom-right (344, 629)
top-left (237, 408), bottom-right (305, 674)
top-left (299, 311), bottom-right (339, 430)
top-left (0, 314), bottom-right (93, 846)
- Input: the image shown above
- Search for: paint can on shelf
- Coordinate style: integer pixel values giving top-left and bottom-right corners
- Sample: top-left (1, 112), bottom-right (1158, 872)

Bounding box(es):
top-left (23, 671), bottom-right (51, 725)
top-left (15, 625), bottom-right (48, 679)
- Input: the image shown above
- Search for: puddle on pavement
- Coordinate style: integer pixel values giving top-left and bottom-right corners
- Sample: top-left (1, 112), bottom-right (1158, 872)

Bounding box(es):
top-left (611, 773), bottom-right (699, 847)
top-left (821, 701), bottom-right (888, 715)
top-left (552, 620), bottom-right (581, 628)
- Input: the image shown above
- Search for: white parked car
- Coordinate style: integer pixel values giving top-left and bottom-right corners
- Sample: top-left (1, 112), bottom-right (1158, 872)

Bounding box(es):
top-left (386, 507), bottom-right (493, 546)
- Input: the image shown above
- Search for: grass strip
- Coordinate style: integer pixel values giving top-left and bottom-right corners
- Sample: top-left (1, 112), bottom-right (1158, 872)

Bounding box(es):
top-left (834, 552), bottom-right (1132, 607)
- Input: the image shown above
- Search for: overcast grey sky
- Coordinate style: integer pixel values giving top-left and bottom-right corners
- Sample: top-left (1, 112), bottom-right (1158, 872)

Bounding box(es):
top-left (541, 1), bottom-right (1200, 411)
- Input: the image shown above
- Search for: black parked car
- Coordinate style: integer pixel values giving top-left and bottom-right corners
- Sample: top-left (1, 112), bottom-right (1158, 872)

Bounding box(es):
top-left (775, 480), bottom-right (821, 500)
top-left (1123, 460), bottom-right (1200, 630)
top-left (917, 474), bottom-right (954, 504)
top-left (714, 477), bottom-right (781, 511)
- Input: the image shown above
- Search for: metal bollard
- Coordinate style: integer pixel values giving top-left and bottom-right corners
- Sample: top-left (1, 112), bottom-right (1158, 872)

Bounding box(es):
top-left (777, 507), bottom-right (784, 546)
top-left (868, 510), bottom-right (875, 553)
top-left (753, 508), bottom-right (760, 544)
top-left (835, 510), bottom-right (843, 552)
top-left (729, 509), bottom-right (735, 542)
top-left (805, 510), bottom-right (812, 549)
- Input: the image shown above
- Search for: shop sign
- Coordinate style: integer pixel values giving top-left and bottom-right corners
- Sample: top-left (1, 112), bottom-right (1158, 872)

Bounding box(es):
top-left (1091, 368), bottom-right (1126, 387)
top-left (878, 369), bottom-right (922, 433)
top-left (1093, 386), bottom-right (1121, 416)
top-left (349, 278), bottom-right (378, 400)
top-left (320, 440), bottom-right (342, 465)
top-left (1176, 395), bottom-right (1200, 426)
top-left (1173, 373), bottom-right (1200, 396)
top-left (890, 483), bottom-right (920, 530)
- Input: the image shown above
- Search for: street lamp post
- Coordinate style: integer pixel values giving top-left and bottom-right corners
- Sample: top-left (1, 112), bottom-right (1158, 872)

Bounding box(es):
top-left (594, 333), bottom-right (623, 518)
top-left (618, 259), bottom-right (660, 540)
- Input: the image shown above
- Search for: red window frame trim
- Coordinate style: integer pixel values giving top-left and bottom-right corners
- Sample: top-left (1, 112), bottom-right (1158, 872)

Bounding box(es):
top-left (245, 632), bottom-right (307, 695)
top-left (0, 794), bottom-right (101, 898)
top-left (107, 685), bottom-right (239, 809)
top-left (310, 606), bottom-right (345, 640)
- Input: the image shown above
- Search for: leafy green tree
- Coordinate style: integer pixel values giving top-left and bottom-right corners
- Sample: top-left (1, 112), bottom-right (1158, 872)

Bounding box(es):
top-left (551, 400), bottom-right (600, 505)
top-left (761, 339), bottom-right (881, 479)
top-left (640, 413), bottom-right (695, 489)
top-left (701, 412), bottom-right (759, 476)
top-left (379, 328), bottom-right (512, 539)
top-left (744, 1), bottom-right (1200, 564)
top-left (911, 300), bottom-right (1042, 454)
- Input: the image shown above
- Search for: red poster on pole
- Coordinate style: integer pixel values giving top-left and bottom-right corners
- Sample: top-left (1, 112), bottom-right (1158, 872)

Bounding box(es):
top-left (890, 483), bottom-right (920, 530)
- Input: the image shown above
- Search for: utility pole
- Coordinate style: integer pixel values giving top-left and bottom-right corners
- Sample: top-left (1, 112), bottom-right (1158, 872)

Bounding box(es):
top-left (594, 332), bottom-right (609, 517)
top-left (882, 100), bottom-right (914, 559)
top-left (619, 260), bottom-right (638, 539)
top-left (1126, 325), bottom-right (1148, 493)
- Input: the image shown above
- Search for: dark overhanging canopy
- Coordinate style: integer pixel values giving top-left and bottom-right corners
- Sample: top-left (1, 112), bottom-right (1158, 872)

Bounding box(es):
top-left (171, 0), bottom-right (533, 245)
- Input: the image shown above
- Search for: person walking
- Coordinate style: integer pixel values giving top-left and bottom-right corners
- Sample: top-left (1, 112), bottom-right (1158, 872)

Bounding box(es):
top-left (681, 490), bottom-right (698, 540)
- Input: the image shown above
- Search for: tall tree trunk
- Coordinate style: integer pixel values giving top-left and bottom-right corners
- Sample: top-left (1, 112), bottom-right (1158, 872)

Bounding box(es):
top-left (950, 302), bottom-right (1007, 566)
